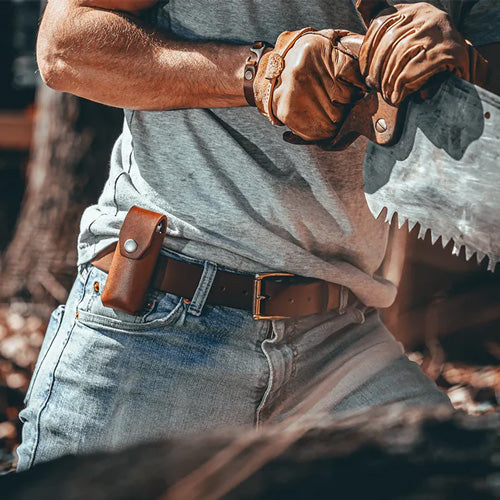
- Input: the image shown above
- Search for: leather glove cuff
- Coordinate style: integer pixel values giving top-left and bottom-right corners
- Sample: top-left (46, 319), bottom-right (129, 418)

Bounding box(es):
top-left (254, 27), bottom-right (316, 125)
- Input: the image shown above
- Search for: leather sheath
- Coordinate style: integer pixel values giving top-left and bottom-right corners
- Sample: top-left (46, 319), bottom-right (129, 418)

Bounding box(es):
top-left (100, 206), bottom-right (167, 315)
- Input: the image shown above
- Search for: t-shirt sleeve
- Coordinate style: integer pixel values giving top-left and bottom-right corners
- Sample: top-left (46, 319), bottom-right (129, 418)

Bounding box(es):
top-left (459, 0), bottom-right (500, 46)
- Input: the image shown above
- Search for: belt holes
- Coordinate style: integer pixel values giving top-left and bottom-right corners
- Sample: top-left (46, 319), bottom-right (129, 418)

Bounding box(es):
top-left (242, 290), bottom-right (248, 296)
top-left (307, 297), bottom-right (311, 302)
top-left (219, 285), bottom-right (226, 293)
top-left (288, 298), bottom-right (294, 303)
top-left (93, 281), bottom-right (100, 293)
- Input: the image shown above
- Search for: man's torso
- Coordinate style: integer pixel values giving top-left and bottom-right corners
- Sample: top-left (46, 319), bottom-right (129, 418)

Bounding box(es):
top-left (78, 0), bottom-right (488, 307)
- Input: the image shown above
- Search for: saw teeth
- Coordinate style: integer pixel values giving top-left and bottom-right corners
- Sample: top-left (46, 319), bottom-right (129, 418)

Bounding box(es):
top-left (407, 220), bottom-right (417, 232)
top-left (476, 251), bottom-right (486, 264)
top-left (375, 206), bottom-right (386, 221)
top-left (430, 230), bottom-right (440, 245)
top-left (372, 203), bottom-right (386, 220)
top-left (397, 215), bottom-right (407, 229)
top-left (452, 244), bottom-right (461, 256)
top-left (441, 235), bottom-right (451, 248)
top-left (487, 258), bottom-right (498, 272)
top-left (464, 245), bottom-right (475, 261)
top-left (384, 209), bottom-right (394, 224)
top-left (418, 225), bottom-right (428, 240)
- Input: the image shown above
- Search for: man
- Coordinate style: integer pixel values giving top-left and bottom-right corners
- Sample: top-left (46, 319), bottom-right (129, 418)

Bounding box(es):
top-left (17, 0), bottom-right (498, 471)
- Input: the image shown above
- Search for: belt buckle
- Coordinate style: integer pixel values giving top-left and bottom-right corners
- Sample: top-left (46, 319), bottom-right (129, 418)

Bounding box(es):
top-left (253, 272), bottom-right (295, 320)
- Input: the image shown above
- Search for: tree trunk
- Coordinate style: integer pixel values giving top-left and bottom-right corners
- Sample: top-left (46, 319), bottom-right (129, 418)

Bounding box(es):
top-left (0, 85), bottom-right (122, 315)
top-left (3, 404), bottom-right (499, 500)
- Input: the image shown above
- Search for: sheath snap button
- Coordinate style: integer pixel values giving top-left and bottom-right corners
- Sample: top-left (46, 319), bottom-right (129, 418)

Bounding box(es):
top-left (124, 239), bottom-right (138, 253)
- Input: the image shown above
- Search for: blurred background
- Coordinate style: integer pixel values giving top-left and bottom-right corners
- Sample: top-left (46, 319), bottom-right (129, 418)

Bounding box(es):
top-left (0, 0), bottom-right (498, 473)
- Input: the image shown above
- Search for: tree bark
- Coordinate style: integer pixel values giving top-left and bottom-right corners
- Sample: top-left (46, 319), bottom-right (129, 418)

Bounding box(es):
top-left (3, 404), bottom-right (499, 500)
top-left (0, 85), bottom-right (122, 314)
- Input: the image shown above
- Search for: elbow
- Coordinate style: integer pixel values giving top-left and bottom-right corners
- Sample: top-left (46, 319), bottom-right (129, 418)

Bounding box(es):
top-left (36, 35), bottom-right (72, 91)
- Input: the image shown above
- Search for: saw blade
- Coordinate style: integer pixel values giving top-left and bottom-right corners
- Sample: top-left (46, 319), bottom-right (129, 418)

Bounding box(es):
top-left (363, 75), bottom-right (500, 271)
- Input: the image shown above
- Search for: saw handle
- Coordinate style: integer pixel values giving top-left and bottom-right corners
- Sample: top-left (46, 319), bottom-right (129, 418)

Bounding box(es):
top-left (355, 0), bottom-right (392, 26)
top-left (330, 0), bottom-right (448, 151)
top-left (328, 0), bottom-right (404, 151)
top-left (328, 92), bottom-right (405, 151)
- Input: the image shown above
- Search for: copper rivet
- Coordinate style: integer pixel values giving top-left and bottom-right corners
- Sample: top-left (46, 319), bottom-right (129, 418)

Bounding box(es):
top-left (183, 298), bottom-right (192, 305)
top-left (76, 311), bottom-right (80, 319)
top-left (485, 111), bottom-right (491, 119)
top-left (93, 281), bottom-right (100, 293)
top-left (375, 118), bottom-right (387, 133)
top-left (244, 70), bottom-right (253, 80)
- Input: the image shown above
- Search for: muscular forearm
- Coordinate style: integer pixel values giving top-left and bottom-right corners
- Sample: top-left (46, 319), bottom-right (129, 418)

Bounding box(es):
top-left (37, 1), bottom-right (249, 109)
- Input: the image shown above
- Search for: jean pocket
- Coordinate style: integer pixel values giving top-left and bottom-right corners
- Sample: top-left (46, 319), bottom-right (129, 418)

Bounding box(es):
top-left (24, 304), bottom-right (66, 405)
top-left (76, 265), bottom-right (186, 334)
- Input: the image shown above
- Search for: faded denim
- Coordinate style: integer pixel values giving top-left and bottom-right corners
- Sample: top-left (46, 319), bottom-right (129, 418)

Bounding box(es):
top-left (17, 250), bottom-right (451, 471)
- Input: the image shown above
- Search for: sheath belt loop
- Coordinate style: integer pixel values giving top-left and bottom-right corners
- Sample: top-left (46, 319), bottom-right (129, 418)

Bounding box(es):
top-left (187, 260), bottom-right (218, 316)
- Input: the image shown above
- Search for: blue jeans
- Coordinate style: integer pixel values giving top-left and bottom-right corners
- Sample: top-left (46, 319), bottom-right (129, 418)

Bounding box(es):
top-left (16, 250), bottom-right (451, 471)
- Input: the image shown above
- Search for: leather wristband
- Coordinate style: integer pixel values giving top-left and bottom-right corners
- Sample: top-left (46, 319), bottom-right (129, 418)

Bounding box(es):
top-left (243, 41), bottom-right (274, 107)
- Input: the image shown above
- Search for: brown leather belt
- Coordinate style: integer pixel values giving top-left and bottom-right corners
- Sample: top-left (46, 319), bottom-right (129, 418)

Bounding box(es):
top-left (91, 244), bottom-right (357, 320)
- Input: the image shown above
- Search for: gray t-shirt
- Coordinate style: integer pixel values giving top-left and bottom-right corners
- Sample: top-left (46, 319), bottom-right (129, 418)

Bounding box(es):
top-left (78, 0), bottom-right (499, 308)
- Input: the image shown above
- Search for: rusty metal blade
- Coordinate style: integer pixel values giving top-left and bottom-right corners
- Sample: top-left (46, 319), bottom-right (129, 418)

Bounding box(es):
top-left (363, 75), bottom-right (500, 271)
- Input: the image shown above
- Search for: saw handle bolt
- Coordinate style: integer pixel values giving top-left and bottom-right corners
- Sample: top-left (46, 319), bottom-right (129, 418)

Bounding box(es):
top-left (375, 118), bottom-right (387, 133)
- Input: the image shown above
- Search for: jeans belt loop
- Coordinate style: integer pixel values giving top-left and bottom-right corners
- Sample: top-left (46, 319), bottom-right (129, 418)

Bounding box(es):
top-left (187, 261), bottom-right (218, 317)
top-left (338, 286), bottom-right (349, 315)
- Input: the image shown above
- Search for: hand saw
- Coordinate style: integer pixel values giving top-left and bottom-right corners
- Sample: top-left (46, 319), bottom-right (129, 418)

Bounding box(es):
top-left (330, 0), bottom-right (500, 271)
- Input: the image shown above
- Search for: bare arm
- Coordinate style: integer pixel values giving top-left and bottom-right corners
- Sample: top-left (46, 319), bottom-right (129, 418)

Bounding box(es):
top-left (37, 0), bottom-right (249, 109)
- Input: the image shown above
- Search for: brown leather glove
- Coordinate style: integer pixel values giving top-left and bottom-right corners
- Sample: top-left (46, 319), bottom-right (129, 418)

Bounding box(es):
top-left (253, 28), bottom-right (367, 142)
top-left (358, 2), bottom-right (489, 106)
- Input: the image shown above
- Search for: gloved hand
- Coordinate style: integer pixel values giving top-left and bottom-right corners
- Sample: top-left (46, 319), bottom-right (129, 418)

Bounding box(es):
top-left (253, 28), bottom-right (367, 142)
top-left (358, 2), bottom-right (489, 105)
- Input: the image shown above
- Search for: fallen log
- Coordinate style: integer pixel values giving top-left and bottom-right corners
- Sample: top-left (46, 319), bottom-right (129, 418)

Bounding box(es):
top-left (2, 404), bottom-right (499, 500)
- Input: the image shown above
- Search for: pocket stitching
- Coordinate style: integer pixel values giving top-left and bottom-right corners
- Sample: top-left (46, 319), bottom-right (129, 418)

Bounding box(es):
top-left (76, 296), bottom-right (185, 333)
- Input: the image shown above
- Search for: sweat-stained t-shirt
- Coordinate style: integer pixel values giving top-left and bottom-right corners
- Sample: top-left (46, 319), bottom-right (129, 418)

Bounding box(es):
top-left (77, 0), bottom-right (500, 308)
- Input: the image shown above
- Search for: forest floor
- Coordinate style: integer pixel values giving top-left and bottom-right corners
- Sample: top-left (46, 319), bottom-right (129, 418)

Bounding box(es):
top-left (0, 302), bottom-right (498, 474)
